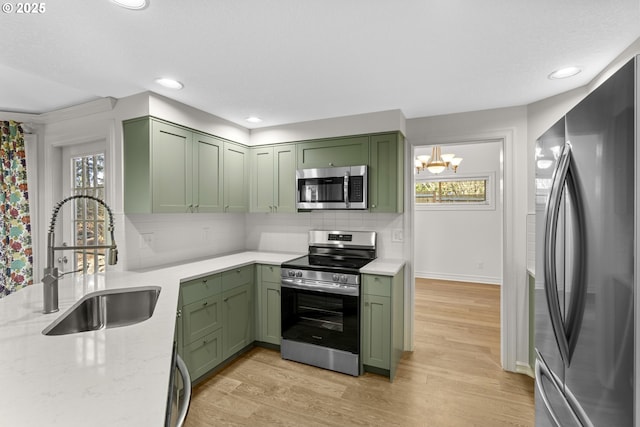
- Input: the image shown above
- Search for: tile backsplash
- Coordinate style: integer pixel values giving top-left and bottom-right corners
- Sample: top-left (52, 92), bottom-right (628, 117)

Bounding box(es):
top-left (244, 211), bottom-right (405, 259)
top-left (123, 211), bottom-right (405, 270)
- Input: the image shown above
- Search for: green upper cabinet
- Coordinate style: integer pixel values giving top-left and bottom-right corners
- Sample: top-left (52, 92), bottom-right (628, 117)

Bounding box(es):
top-left (296, 136), bottom-right (369, 169)
top-left (223, 141), bottom-right (249, 212)
top-left (250, 144), bottom-right (296, 213)
top-left (369, 132), bottom-right (404, 213)
top-left (123, 117), bottom-right (226, 214)
top-left (193, 132), bottom-right (224, 212)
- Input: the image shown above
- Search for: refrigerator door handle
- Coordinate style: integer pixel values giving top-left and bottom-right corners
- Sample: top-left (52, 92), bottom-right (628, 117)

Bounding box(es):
top-left (535, 350), bottom-right (594, 427)
top-left (543, 142), bottom-right (587, 366)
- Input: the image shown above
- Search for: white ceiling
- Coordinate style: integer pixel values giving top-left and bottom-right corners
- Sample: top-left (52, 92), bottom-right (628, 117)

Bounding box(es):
top-left (1, 0), bottom-right (639, 129)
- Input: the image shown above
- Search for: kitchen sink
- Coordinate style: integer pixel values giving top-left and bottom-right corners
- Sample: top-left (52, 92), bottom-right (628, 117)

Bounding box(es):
top-left (42, 286), bottom-right (161, 336)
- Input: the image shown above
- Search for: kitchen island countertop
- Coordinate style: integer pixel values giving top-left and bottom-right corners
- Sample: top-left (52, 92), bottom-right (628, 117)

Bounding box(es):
top-left (0, 251), bottom-right (300, 427)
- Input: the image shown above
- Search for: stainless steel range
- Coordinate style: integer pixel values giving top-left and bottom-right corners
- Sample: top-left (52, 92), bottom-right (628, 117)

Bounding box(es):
top-left (280, 230), bottom-right (376, 376)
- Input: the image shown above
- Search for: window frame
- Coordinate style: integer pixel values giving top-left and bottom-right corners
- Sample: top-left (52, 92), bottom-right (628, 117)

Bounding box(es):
top-left (414, 171), bottom-right (496, 211)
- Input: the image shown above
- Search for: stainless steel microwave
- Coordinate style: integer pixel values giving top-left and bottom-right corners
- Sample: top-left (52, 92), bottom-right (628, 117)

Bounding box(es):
top-left (296, 165), bottom-right (368, 210)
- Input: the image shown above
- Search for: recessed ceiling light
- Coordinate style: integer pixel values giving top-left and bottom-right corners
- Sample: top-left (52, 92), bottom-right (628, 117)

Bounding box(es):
top-left (154, 78), bottom-right (183, 90)
top-left (548, 66), bottom-right (582, 80)
top-left (111, 0), bottom-right (148, 9)
top-left (246, 116), bottom-right (263, 123)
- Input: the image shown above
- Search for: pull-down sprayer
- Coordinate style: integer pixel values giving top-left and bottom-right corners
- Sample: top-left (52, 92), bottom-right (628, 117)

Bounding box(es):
top-left (42, 195), bottom-right (118, 314)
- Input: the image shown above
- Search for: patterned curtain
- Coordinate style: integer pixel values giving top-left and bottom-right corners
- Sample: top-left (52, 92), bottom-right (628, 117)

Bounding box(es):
top-left (0, 120), bottom-right (33, 297)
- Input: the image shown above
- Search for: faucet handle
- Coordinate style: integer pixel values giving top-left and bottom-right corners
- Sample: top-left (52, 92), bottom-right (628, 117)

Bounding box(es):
top-left (108, 247), bottom-right (119, 266)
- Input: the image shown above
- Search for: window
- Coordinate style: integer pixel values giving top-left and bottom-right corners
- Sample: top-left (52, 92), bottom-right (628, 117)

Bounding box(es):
top-left (415, 173), bottom-right (495, 210)
top-left (71, 153), bottom-right (106, 273)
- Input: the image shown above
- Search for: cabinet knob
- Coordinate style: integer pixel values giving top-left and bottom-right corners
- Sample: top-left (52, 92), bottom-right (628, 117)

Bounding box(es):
top-left (223, 298), bottom-right (229, 302)
top-left (176, 309), bottom-right (182, 317)
top-left (203, 339), bottom-right (208, 344)
top-left (329, 162), bottom-right (334, 166)
top-left (371, 204), bottom-right (376, 208)
top-left (203, 301), bottom-right (208, 306)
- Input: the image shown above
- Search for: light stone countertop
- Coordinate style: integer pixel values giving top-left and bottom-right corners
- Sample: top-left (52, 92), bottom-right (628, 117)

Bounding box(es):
top-left (0, 251), bottom-right (403, 426)
top-left (0, 251), bottom-right (300, 427)
top-left (360, 258), bottom-right (406, 276)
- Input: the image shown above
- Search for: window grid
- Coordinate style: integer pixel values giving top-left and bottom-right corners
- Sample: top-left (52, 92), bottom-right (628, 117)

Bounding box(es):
top-left (71, 153), bottom-right (106, 274)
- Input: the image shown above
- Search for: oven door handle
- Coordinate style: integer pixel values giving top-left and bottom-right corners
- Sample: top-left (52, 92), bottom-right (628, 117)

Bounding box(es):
top-left (281, 279), bottom-right (359, 297)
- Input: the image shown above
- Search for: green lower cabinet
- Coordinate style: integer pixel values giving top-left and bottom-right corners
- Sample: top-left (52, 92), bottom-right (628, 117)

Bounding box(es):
top-left (260, 281), bottom-right (281, 345)
top-left (362, 293), bottom-right (391, 369)
top-left (184, 329), bottom-right (223, 381)
top-left (183, 294), bottom-right (221, 344)
top-left (256, 264), bottom-right (282, 346)
top-left (362, 268), bottom-right (404, 381)
top-left (222, 283), bottom-right (253, 359)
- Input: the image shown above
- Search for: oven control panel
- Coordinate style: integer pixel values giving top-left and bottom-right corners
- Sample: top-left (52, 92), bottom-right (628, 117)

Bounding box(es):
top-left (281, 269), bottom-right (360, 286)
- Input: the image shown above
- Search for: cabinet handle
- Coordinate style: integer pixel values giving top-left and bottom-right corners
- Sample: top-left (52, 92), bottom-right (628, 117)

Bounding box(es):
top-left (203, 301), bottom-right (208, 306)
top-left (203, 339), bottom-right (208, 344)
top-left (224, 205), bottom-right (229, 212)
top-left (203, 279), bottom-right (207, 284)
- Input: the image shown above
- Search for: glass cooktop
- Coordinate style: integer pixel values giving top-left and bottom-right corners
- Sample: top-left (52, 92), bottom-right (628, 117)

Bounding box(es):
top-left (282, 254), bottom-right (373, 274)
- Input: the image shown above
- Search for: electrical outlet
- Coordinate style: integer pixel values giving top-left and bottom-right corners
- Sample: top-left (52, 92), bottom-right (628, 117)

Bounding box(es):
top-left (139, 232), bottom-right (154, 249)
top-left (392, 229), bottom-right (403, 243)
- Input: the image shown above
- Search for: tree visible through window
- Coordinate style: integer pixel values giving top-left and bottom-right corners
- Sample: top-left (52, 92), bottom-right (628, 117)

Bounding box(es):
top-left (71, 153), bottom-right (106, 273)
top-left (415, 177), bottom-right (489, 205)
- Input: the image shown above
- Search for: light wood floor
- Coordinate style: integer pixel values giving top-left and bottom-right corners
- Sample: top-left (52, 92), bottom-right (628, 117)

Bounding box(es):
top-left (184, 278), bottom-right (535, 426)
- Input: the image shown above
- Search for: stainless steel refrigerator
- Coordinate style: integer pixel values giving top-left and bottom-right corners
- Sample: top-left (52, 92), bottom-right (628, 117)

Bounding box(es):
top-left (535, 56), bottom-right (637, 426)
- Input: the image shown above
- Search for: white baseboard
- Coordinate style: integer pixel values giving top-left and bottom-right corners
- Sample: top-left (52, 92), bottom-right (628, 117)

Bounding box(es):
top-left (515, 361), bottom-right (534, 378)
top-left (415, 271), bottom-right (501, 285)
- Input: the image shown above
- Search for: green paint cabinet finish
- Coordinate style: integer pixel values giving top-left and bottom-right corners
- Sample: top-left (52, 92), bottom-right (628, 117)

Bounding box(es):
top-left (183, 294), bottom-right (222, 344)
top-left (256, 264), bottom-right (281, 345)
top-left (183, 329), bottom-right (223, 380)
top-left (250, 145), bottom-right (296, 213)
top-left (296, 136), bottom-right (369, 169)
top-left (222, 283), bottom-right (253, 359)
top-left (193, 132), bottom-right (224, 212)
top-left (362, 268), bottom-right (404, 381)
top-left (369, 133), bottom-right (404, 213)
top-left (223, 141), bottom-right (249, 212)
top-left (123, 117), bottom-right (225, 213)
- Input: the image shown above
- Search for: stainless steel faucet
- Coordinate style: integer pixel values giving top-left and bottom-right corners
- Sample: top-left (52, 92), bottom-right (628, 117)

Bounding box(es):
top-left (42, 195), bottom-right (118, 314)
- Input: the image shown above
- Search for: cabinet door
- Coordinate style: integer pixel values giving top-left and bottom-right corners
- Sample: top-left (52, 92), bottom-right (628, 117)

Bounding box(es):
top-left (151, 120), bottom-right (193, 213)
top-left (369, 133), bottom-right (403, 213)
top-left (183, 294), bottom-right (222, 344)
top-left (184, 329), bottom-right (222, 381)
top-left (273, 144), bottom-right (296, 212)
top-left (362, 294), bottom-right (391, 370)
top-left (223, 141), bottom-right (249, 212)
top-left (250, 147), bottom-right (274, 212)
top-left (261, 281), bottom-right (281, 345)
top-left (222, 283), bottom-right (253, 359)
top-left (193, 132), bottom-right (224, 212)
top-left (296, 136), bottom-right (369, 169)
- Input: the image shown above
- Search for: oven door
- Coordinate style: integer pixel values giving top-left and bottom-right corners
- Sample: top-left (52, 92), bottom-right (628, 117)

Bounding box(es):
top-left (281, 280), bottom-right (359, 354)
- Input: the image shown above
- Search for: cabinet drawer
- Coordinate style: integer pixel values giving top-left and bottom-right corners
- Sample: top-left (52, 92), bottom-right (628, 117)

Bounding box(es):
top-left (183, 294), bottom-right (222, 344)
top-left (181, 274), bottom-right (221, 306)
top-left (184, 329), bottom-right (222, 381)
top-left (222, 265), bottom-right (254, 292)
top-left (260, 264), bottom-right (281, 283)
top-left (363, 274), bottom-right (392, 297)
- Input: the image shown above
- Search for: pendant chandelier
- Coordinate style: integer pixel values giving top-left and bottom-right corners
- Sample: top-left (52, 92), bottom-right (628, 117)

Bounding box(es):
top-left (415, 146), bottom-right (463, 174)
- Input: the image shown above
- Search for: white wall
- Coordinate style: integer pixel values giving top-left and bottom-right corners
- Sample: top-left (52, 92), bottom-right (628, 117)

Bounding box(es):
top-left (406, 105), bottom-right (529, 372)
top-left (413, 141), bottom-right (502, 284)
top-left (249, 109), bottom-right (406, 145)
